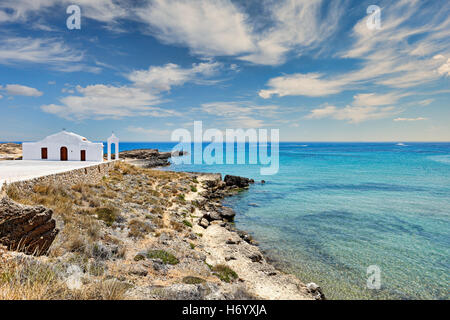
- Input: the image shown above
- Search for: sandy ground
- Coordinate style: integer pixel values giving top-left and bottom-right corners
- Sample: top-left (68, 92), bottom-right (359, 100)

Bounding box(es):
top-left (0, 160), bottom-right (106, 188)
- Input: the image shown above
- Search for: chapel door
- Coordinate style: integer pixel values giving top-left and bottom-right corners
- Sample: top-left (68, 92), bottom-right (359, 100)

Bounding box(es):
top-left (41, 148), bottom-right (48, 159)
top-left (80, 150), bottom-right (86, 161)
top-left (60, 147), bottom-right (68, 161)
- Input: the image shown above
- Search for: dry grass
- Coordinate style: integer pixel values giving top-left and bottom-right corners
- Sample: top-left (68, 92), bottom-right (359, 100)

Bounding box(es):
top-left (128, 218), bottom-right (154, 238)
top-left (0, 248), bottom-right (129, 300)
top-left (1, 162), bottom-right (194, 300)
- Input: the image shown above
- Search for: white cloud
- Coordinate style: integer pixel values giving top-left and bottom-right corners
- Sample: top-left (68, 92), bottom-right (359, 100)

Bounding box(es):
top-left (135, 0), bottom-right (344, 66)
top-left (127, 126), bottom-right (172, 136)
top-left (201, 102), bottom-right (279, 117)
top-left (306, 105), bottom-right (398, 123)
top-left (305, 105), bottom-right (338, 119)
top-left (393, 117), bottom-right (427, 122)
top-left (2, 84), bottom-right (43, 96)
top-left (135, 0), bottom-right (255, 57)
top-left (240, 0), bottom-right (344, 65)
top-left (0, 0), bottom-right (126, 25)
top-left (259, 1), bottom-right (450, 97)
top-left (352, 93), bottom-right (402, 107)
top-left (259, 73), bottom-right (344, 98)
top-left (41, 84), bottom-right (178, 120)
top-left (305, 92), bottom-right (405, 123)
top-left (128, 61), bottom-right (221, 92)
top-left (0, 36), bottom-right (99, 72)
top-left (438, 58), bottom-right (450, 76)
top-left (417, 99), bottom-right (434, 106)
top-left (198, 101), bottom-right (280, 128)
top-left (41, 60), bottom-right (226, 120)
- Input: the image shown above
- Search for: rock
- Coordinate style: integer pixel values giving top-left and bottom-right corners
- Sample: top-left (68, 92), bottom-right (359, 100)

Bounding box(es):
top-left (236, 230), bottom-right (253, 243)
top-left (226, 238), bottom-right (240, 245)
top-left (248, 253), bottom-right (263, 263)
top-left (134, 252), bottom-right (146, 261)
top-left (205, 211), bottom-right (222, 221)
top-left (158, 232), bottom-right (171, 244)
top-left (0, 196), bottom-right (59, 255)
top-left (307, 282), bottom-right (325, 300)
top-left (224, 175), bottom-right (253, 188)
top-left (188, 233), bottom-right (197, 240)
top-left (225, 256), bottom-right (236, 261)
top-left (199, 218), bottom-right (209, 228)
top-left (217, 206), bottom-right (236, 221)
top-left (128, 264), bottom-right (148, 277)
top-left (162, 283), bottom-right (209, 300)
top-left (118, 149), bottom-right (187, 168)
top-left (150, 258), bottom-right (168, 273)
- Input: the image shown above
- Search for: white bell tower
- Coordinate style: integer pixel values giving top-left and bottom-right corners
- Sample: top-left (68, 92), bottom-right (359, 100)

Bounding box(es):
top-left (107, 133), bottom-right (119, 161)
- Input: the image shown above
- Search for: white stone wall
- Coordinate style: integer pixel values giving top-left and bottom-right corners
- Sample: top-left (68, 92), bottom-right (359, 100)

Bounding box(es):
top-left (8, 161), bottom-right (115, 192)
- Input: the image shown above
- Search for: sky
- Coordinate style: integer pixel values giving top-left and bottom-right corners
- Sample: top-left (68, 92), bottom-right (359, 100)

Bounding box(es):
top-left (0, 0), bottom-right (449, 142)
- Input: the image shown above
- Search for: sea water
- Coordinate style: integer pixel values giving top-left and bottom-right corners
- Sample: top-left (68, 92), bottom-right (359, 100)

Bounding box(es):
top-left (118, 142), bottom-right (449, 299)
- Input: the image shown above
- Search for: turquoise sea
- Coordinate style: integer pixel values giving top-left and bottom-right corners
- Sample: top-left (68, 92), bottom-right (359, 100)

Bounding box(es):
top-left (71, 142), bottom-right (450, 299)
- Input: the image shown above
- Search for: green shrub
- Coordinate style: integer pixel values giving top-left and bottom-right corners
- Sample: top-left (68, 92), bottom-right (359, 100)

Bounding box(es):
top-left (94, 207), bottom-right (118, 226)
top-left (182, 220), bottom-right (193, 228)
top-left (211, 264), bottom-right (238, 283)
top-left (146, 250), bottom-right (179, 265)
top-left (182, 276), bottom-right (205, 284)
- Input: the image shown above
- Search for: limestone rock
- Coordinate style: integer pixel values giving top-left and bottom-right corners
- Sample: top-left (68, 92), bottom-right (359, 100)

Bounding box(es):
top-left (307, 282), bottom-right (325, 300)
top-left (199, 218), bottom-right (210, 228)
top-left (0, 196), bottom-right (59, 255)
top-left (224, 175), bottom-right (254, 188)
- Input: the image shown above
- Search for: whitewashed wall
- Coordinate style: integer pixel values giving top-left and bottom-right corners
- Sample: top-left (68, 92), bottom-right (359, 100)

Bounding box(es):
top-left (22, 131), bottom-right (104, 162)
top-left (23, 142), bottom-right (103, 161)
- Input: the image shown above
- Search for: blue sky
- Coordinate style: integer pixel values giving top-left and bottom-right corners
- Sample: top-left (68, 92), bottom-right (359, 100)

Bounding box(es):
top-left (0, 0), bottom-right (449, 142)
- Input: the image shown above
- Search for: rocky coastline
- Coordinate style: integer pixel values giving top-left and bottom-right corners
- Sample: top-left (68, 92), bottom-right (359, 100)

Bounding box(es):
top-left (117, 148), bottom-right (187, 168)
top-left (0, 150), bottom-right (322, 300)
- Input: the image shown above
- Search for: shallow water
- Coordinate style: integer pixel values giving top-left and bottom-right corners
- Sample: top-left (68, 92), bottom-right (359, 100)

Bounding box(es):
top-left (122, 142), bottom-right (450, 299)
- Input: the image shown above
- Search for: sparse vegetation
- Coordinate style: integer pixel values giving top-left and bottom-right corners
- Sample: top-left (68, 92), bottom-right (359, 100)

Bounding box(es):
top-left (182, 220), bottom-right (193, 228)
top-left (182, 276), bottom-right (205, 284)
top-left (128, 219), bottom-right (153, 238)
top-left (211, 264), bottom-right (238, 283)
top-left (146, 250), bottom-right (179, 265)
top-left (95, 207), bottom-right (118, 227)
top-left (0, 162), bottom-right (281, 300)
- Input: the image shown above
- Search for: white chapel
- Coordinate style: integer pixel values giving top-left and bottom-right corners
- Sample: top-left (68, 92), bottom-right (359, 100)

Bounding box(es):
top-left (22, 131), bottom-right (105, 162)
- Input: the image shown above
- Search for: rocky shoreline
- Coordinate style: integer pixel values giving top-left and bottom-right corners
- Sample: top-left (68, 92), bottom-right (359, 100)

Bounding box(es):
top-left (118, 148), bottom-right (187, 168)
top-left (0, 151), bottom-right (322, 300)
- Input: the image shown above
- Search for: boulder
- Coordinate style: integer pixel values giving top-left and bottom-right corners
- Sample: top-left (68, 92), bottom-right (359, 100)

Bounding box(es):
top-left (217, 206), bottom-right (236, 221)
top-left (204, 211), bottom-right (222, 221)
top-left (307, 282), bottom-right (325, 300)
top-left (128, 264), bottom-right (148, 277)
top-left (0, 196), bottom-right (59, 255)
top-left (199, 218), bottom-right (209, 228)
top-left (224, 175), bottom-right (254, 188)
